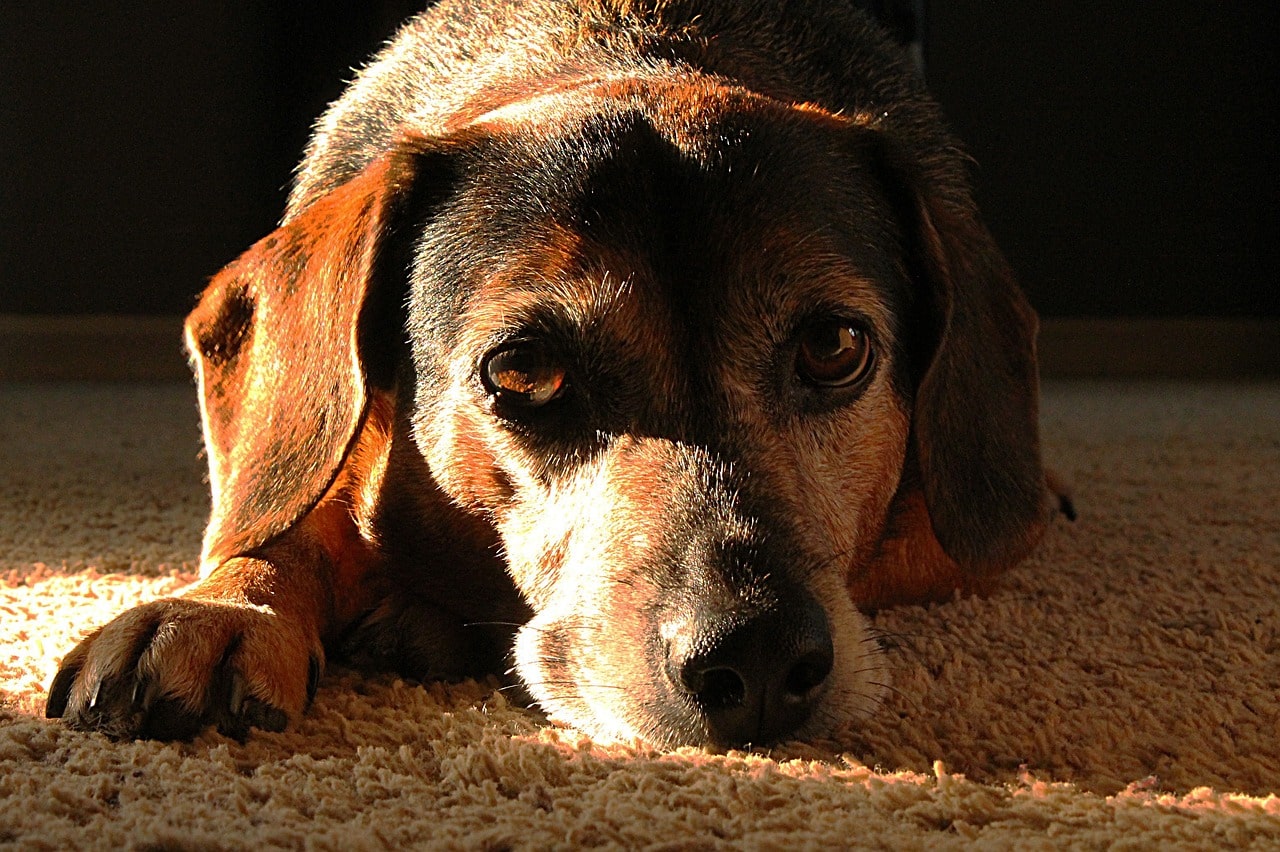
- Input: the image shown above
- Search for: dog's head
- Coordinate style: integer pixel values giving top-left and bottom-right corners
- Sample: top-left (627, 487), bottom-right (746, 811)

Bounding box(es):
top-left (186, 77), bottom-right (1046, 748)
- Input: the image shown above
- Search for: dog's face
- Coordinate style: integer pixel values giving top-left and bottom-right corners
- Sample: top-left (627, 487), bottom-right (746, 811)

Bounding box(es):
top-left (397, 83), bottom-right (915, 745)
top-left (180, 75), bottom-right (1046, 750)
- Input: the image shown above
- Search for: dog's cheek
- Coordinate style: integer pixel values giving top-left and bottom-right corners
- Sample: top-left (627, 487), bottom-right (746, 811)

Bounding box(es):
top-left (507, 543), bottom-right (655, 742)
top-left (503, 445), bottom-right (685, 742)
top-left (512, 601), bottom-right (657, 743)
top-left (789, 383), bottom-right (912, 572)
top-left (801, 570), bottom-right (888, 734)
top-left (494, 501), bottom-right (571, 613)
top-left (416, 387), bottom-right (520, 512)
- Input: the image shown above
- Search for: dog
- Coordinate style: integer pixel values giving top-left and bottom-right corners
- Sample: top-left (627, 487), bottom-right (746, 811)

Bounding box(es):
top-left (47, 0), bottom-right (1060, 748)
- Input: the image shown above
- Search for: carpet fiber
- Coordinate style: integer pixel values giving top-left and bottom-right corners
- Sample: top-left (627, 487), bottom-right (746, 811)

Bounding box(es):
top-left (2, 380), bottom-right (1278, 848)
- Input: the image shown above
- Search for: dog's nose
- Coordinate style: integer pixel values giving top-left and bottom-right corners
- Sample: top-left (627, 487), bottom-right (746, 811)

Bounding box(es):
top-left (664, 594), bottom-right (834, 747)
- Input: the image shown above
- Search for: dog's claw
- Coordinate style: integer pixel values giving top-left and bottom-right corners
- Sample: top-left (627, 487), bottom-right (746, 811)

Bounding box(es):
top-left (214, 669), bottom-right (289, 740)
top-left (139, 696), bottom-right (205, 742)
top-left (228, 671), bottom-right (247, 716)
top-left (306, 655), bottom-right (322, 709)
top-left (242, 699), bottom-right (289, 733)
top-left (131, 676), bottom-right (161, 713)
top-left (87, 678), bottom-right (105, 713)
top-left (45, 664), bottom-right (79, 718)
top-left (218, 696), bottom-right (287, 741)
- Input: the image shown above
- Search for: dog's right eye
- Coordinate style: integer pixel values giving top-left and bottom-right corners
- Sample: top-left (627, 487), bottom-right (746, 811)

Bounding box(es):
top-left (795, 319), bottom-right (874, 389)
top-left (480, 343), bottom-right (567, 408)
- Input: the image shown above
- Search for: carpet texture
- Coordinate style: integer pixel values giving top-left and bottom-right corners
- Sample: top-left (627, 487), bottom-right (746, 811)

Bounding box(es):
top-left (1, 380), bottom-right (1278, 849)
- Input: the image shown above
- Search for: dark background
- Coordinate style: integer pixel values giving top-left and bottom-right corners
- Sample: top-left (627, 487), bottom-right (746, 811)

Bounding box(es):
top-left (3, 2), bottom-right (1276, 318)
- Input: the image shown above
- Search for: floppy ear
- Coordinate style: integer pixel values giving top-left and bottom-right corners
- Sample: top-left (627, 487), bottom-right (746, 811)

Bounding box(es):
top-left (908, 189), bottom-right (1048, 572)
top-left (184, 140), bottom-right (433, 571)
top-left (867, 135), bottom-right (1049, 578)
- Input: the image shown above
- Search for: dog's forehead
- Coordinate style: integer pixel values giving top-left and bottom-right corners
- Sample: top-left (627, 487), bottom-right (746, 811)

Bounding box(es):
top-left (448, 81), bottom-right (908, 343)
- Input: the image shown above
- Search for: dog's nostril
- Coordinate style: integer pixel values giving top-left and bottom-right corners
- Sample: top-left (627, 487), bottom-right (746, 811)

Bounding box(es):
top-left (693, 666), bottom-right (746, 710)
top-left (783, 649), bottom-right (833, 701)
top-left (672, 650), bottom-right (748, 710)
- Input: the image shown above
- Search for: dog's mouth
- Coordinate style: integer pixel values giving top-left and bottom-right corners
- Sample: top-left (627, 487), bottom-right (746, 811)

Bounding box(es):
top-left (510, 579), bottom-right (880, 749)
top-left (462, 429), bottom-right (889, 749)
top-left (502, 486), bottom-right (884, 750)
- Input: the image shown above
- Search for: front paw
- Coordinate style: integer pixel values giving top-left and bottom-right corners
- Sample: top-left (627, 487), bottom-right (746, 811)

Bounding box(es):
top-left (46, 597), bottom-right (322, 741)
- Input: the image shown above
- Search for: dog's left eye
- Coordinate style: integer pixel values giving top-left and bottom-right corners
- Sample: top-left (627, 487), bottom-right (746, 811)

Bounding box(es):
top-left (795, 320), bottom-right (874, 388)
top-left (481, 343), bottom-right (567, 407)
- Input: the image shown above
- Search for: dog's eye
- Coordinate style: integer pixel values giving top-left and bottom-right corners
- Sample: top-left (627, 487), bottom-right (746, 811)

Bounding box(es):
top-left (796, 321), bottom-right (873, 388)
top-left (481, 344), bottom-right (567, 407)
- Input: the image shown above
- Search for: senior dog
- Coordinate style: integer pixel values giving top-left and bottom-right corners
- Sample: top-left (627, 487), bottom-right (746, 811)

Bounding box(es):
top-left (47, 0), bottom-right (1062, 748)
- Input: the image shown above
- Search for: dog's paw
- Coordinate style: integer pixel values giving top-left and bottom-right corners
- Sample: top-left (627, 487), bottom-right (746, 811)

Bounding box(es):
top-left (45, 597), bottom-right (322, 741)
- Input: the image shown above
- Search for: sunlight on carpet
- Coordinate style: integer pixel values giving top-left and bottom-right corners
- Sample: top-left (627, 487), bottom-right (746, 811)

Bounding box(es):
top-left (2, 380), bottom-right (1279, 847)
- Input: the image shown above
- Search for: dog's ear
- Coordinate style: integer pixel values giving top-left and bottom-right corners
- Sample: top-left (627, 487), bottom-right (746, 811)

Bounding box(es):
top-left (874, 138), bottom-right (1049, 576)
top-left (184, 139), bottom-right (440, 570)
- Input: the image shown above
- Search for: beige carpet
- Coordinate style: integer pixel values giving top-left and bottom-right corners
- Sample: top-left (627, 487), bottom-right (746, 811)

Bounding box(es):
top-left (1, 380), bottom-right (1278, 849)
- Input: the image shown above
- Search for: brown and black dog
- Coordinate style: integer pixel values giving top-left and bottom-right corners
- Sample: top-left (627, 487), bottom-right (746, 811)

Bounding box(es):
top-left (47, 0), bottom-right (1062, 748)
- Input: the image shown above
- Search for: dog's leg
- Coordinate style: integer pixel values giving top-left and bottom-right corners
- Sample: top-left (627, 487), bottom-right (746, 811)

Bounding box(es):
top-left (46, 407), bottom-right (393, 741)
top-left (850, 468), bottom-right (1075, 609)
top-left (45, 525), bottom-right (358, 740)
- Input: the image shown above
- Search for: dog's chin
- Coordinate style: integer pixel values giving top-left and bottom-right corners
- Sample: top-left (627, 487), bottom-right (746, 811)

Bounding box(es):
top-left (511, 595), bottom-right (888, 750)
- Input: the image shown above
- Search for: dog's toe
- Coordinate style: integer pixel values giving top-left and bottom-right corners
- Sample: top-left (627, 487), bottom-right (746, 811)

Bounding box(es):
top-left (48, 598), bottom-right (320, 741)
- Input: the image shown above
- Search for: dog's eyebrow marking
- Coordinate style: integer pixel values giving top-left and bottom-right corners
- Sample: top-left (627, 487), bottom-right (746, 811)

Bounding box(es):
top-left (720, 241), bottom-right (903, 350)
top-left (439, 70), bottom-right (709, 137)
top-left (457, 228), bottom-right (663, 354)
top-left (462, 268), bottom-right (639, 346)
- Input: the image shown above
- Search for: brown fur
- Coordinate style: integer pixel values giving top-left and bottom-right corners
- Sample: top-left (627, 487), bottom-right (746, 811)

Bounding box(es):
top-left (48, 0), bottom-right (1058, 748)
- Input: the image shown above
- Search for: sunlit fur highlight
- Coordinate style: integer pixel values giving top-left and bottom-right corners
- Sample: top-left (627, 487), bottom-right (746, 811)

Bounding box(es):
top-left (49, 0), bottom-right (1051, 747)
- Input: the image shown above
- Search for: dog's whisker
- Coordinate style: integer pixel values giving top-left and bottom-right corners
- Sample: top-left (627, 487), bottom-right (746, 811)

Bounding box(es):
top-left (850, 668), bottom-right (918, 710)
top-left (816, 543), bottom-right (865, 575)
top-left (473, 618), bottom-right (608, 636)
top-left (863, 626), bottom-right (907, 638)
top-left (497, 680), bottom-right (573, 693)
top-left (859, 690), bottom-right (894, 718)
top-left (865, 679), bottom-right (919, 711)
top-left (861, 628), bottom-right (923, 653)
top-left (848, 665), bottom-right (887, 676)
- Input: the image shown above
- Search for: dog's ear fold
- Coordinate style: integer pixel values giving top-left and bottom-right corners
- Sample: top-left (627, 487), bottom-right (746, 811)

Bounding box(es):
top-left (185, 140), bottom-right (439, 570)
top-left (872, 136), bottom-right (1049, 576)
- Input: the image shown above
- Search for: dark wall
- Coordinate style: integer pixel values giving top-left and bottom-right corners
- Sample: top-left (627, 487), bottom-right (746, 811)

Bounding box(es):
top-left (1, 2), bottom-right (419, 315)
top-left (926, 2), bottom-right (1278, 316)
top-left (3, 2), bottom-right (1275, 317)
